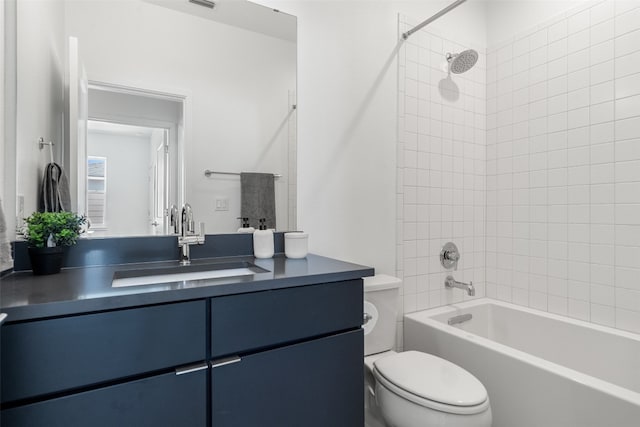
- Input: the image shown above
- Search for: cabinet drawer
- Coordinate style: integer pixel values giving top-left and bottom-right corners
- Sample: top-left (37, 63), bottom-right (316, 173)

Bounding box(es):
top-left (1, 367), bottom-right (207, 427)
top-left (1, 300), bottom-right (206, 403)
top-left (211, 280), bottom-right (363, 357)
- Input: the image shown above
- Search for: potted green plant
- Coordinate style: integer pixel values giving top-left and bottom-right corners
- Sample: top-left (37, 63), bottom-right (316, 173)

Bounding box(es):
top-left (23, 211), bottom-right (87, 275)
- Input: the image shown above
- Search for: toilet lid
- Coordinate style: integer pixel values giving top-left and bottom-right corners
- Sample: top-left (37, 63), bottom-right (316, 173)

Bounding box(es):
top-left (373, 351), bottom-right (487, 407)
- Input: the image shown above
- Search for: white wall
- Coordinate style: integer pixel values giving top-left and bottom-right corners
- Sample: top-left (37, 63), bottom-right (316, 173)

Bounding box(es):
top-left (254, 0), bottom-right (487, 277)
top-left (16, 0), bottom-right (65, 222)
top-left (486, 0), bottom-right (640, 334)
top-left (65, 0), bottom-right (296, 234)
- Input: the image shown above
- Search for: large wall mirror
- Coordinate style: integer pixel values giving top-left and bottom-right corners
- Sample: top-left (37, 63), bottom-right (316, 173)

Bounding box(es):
top-left (9, 0), bottom-right (296, 241)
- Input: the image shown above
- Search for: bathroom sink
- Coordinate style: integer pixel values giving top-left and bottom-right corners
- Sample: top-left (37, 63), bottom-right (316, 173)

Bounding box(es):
top-left (112, 261), bottom-right (268, 288)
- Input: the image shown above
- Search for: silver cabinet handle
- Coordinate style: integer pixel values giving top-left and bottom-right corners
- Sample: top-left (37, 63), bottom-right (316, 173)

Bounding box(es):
top-left (175, 362), bottom-right (208, 376)
top-left (0, 313), bottom-right (7, 325)
top-left (211, 356), bottom-right (241, 369)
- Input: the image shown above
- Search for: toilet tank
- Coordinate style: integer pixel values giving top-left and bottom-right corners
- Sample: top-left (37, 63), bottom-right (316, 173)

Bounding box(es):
top-left (363, 275), bottom-right (401, 356)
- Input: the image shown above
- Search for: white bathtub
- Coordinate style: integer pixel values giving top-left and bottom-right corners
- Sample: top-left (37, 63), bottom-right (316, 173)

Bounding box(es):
top-left (404, 298), bottom-right (640, 427)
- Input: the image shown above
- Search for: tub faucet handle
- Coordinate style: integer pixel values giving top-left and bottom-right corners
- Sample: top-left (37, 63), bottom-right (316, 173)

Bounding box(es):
top-left (440, 242), bottom-right (460, 270)
top-left (446, 250), bottom-right (460, 271)
top-left (445, 249), bottom-right (460, 262)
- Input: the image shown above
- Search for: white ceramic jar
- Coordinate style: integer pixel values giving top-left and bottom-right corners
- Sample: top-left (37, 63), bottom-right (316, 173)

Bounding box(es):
top-left (284, 232), bottom-right (308, 259)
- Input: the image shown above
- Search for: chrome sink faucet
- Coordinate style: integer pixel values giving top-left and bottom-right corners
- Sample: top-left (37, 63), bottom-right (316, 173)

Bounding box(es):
top-left (445, 275), bottom-right (475, 297)
top-left (178, 203), bottom-right (205, 265)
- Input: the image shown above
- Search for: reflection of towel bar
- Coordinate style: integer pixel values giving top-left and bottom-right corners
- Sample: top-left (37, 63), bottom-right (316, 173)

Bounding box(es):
top-left (204, 170), bottom-right (282, 179)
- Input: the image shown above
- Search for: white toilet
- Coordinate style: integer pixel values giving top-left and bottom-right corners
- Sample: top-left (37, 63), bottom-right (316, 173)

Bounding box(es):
top-left (363, 275), bottom-right (492, 427)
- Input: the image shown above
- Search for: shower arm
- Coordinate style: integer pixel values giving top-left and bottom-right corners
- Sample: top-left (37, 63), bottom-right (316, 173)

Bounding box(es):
top-left (402, 0), bottom-right (468, 40)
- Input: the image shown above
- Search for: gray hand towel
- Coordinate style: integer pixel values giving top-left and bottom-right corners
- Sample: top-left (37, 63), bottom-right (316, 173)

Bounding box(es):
top-left (240, 172), bottom-right (276, 229)
top-left (40, 162), bottom-right (71, 212)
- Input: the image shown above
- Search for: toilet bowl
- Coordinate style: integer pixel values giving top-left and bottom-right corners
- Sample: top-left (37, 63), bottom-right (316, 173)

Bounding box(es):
top-left (364, 275), bottom-right (492, 427)
top-left (367, 351), bottom-right (491, 427)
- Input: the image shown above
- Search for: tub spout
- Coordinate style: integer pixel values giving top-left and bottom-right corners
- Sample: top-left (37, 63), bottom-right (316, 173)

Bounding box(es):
top-left (445, 275), bottom-right (475, 296)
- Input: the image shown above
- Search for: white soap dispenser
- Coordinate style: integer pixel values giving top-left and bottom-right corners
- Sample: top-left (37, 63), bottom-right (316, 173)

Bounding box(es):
top-left (253, 218), bottom-right (274, 259)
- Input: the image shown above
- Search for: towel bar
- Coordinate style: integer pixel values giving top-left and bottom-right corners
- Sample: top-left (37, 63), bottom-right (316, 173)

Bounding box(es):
top-left (204, 170), bottom-right (282, 179)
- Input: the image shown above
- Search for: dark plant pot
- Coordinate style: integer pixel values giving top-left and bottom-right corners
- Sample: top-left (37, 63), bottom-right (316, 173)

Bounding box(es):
top-left (28, 246), bottom-right (66, 275)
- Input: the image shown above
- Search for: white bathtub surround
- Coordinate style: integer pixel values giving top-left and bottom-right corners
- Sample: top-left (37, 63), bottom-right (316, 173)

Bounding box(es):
top-left (486, 0), bottom-right (640, 333)
top-left (396, 16), bottom-right (487, 348)
top-left (405, 298), bottom-right (640, 427)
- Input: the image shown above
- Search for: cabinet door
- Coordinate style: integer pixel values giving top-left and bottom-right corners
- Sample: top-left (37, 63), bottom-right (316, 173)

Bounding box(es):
top-left (1, 367), bottom-right (207, 427)
top-left (212, 329), bottom-right (363, 427)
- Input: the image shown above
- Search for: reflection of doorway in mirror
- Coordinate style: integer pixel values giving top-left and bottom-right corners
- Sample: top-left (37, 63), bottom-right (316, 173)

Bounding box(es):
top-left (86, 121), bottom-right (169, 237)
top-left (85, 83), bottom-right (184, 237)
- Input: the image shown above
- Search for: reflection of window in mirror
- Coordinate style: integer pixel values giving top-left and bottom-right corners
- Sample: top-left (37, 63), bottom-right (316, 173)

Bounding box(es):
top-left (87, 156), bottom-right (107, 229)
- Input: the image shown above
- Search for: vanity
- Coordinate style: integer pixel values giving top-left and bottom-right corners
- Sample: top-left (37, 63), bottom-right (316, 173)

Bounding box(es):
top-left (0, 235), bottom-right (373, 426)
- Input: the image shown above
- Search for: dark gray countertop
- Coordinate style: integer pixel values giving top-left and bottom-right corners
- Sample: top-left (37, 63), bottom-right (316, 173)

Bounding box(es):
top-left (0, 254), bottom-right (374, 322)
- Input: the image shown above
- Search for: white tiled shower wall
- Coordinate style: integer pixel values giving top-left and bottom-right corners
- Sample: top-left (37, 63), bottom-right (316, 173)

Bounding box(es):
top-left (486, 1), bottom-right (640, 333)
top-left (396, 16), bottom-right (487, 348)
top-left (398, 1), bottom-right (640, 341)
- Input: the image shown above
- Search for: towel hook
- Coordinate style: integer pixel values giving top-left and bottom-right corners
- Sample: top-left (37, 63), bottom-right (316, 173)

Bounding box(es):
top-left (38, 137), bottom-right (54, 164)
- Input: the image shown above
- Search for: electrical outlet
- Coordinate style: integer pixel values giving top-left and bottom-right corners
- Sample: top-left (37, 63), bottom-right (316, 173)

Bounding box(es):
top-left (215, 198), bottom-right (229, 211)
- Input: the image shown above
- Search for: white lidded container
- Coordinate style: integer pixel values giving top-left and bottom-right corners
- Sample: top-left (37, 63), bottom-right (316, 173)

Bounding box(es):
top-left (284, 232), bottom-right (308, 259)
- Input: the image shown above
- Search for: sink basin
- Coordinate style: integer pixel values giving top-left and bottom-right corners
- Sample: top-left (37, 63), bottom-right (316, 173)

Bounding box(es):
top-left (112, 261), bottom-right (268, 288)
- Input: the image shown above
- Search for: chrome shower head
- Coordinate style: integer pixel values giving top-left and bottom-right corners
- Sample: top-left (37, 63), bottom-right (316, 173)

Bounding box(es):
top-left (446, 49), bottom-right (478, 74)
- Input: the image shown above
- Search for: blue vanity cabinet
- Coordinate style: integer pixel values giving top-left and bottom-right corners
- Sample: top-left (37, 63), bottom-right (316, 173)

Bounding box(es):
top-left (1, 278), bottom-right (365, 426)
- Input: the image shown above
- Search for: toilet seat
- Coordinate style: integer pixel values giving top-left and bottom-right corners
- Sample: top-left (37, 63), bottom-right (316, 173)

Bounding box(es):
top-left (373, 351), bottom-right (490, 415)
